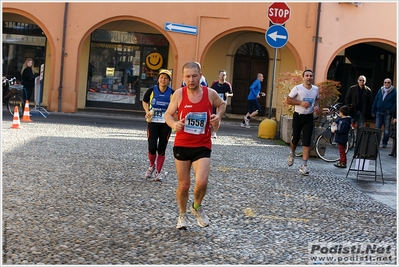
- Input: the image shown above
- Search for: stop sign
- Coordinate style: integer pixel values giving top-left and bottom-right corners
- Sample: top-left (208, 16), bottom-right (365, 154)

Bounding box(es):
top-left (268, 2), bottom-right (291, 25)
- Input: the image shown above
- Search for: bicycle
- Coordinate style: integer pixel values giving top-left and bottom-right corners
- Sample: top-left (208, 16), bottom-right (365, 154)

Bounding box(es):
top-left (3, 77), bottom-right (25, 118)
top-left (314, 121), bottom-right (350, 162)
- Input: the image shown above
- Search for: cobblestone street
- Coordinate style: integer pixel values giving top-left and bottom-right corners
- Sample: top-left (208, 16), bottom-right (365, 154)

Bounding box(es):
top-left (2, 114), bottom-right (396, 265)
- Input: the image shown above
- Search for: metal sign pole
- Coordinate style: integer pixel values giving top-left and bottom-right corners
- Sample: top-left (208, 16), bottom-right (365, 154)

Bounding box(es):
top-left (268, 48), bottom-right (277, 119)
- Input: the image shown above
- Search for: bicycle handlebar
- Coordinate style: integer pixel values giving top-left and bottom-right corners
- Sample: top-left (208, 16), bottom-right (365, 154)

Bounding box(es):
top-left (2, 77), bottom-right (17, 86)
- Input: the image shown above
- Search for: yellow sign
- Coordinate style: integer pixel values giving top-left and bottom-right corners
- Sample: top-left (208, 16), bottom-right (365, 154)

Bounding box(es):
top-left (145, 52), bottom-right (163, 70)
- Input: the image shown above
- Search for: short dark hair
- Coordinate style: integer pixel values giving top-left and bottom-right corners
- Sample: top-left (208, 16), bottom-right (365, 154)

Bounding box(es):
top-left (302, 69), bottom-right (314, 77)
top-left (182, 62), bottom-right (201, 73)
top-left (339, 105), bottom-right (350, 116)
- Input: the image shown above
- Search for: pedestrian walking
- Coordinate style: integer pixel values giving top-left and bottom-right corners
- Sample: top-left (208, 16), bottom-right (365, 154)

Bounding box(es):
top-left (331, 105), bottom-right (352, 168)
top-left (286, 69), bottom-right (320, 176)
top-left (142, 69), bottom-right (174, 182)
top-left (164, 62), bottom-right (226, 230)
top-left (241, 73), bottom-right (265, 128)
top-left (371, 78), bottom-right (396, 148)
top-left (210, 69), bottom-right (233, 138)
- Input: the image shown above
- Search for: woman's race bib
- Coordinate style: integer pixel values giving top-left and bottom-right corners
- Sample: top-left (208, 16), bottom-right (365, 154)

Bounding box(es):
top-left (151, 108), bottom-right (165, 123)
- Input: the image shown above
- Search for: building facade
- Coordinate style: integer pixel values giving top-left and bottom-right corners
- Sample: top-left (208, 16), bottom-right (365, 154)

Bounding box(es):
top-left (2, 2), bottom-right (397, 119)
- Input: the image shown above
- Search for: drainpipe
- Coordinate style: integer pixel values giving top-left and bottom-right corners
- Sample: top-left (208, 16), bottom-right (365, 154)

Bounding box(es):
top-left (312, 2), bottom-right (321, 81)
top-left (58, 2), bottom-right (68, 112)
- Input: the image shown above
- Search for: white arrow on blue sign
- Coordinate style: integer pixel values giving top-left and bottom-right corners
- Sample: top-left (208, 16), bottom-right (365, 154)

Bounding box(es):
top-left (164, 22), bottom-right (198, 35)
top-left (265, 24), bottom-right (289, 49)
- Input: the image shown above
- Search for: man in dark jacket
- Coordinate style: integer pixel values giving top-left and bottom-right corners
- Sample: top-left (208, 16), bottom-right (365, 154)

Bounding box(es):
top-left (371, 78), bottom-right (396, 148)
top-left (345, 75), bottom-right (373, 141)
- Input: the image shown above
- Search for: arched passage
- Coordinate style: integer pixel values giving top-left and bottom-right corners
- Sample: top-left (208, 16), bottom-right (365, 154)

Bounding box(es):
top-left (231, 42), bottom-right (269, 115)
top-left (327, 42), bottom-right (396, 121)
top-left (2, 11), bottom-right (55, 107)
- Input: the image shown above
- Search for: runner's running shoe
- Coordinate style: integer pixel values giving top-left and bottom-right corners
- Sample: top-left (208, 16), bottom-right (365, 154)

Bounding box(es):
top-left (176, 213), bottom-right (189, 230)
top-left (154, 171), bottom-right (163, 182)
top-left (240, 121), bottom-right (250, 128)
top-left (190, 204), bottom-right (209, 227)
top-left (145, 165), bottom-right (155, 179)
top-left (244, 116), bottom-right (250, 127)
top-left (299, 164), bottom-right (309, 175)
top-left (287, 153), bottom-right (294, 166)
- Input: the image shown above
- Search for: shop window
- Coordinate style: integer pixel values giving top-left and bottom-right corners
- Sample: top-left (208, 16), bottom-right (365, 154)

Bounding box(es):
top-left (87, 29), bottom-right (169, 108)
top-left (2, 34), bottom-right (46, 80)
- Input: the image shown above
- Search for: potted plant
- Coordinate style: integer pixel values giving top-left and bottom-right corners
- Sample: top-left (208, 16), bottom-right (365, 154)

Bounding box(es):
top-left (276, 70), bottom-right (342, 143)
top-left (276, 70), bottom-right (302, 143)
top-left (314, 79), bottom-right (342, 116)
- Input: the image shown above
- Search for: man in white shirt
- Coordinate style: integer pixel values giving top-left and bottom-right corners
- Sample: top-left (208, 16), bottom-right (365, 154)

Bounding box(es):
top-left (286, 69), bottom-right (320, 176)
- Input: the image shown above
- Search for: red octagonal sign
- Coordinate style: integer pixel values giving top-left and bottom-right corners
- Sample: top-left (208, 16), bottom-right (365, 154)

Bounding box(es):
top-left (268, 2), bottom-right (291, 25)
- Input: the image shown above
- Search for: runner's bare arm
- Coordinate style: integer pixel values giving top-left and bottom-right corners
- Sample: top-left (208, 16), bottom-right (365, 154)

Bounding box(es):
top-left (165, 88), bottom-right (184, 131)
top-left (208, 88), bottom-right (226, 126)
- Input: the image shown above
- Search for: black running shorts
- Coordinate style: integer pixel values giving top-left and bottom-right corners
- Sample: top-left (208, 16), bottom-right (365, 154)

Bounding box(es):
top-left (173, 146), bottom-right (211, 162)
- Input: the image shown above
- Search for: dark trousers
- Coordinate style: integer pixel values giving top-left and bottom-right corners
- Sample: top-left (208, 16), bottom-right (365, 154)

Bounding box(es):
top-left (23, 87), bottom-right (34, 103)
top-left (147, 122), bottom-right (172, 156)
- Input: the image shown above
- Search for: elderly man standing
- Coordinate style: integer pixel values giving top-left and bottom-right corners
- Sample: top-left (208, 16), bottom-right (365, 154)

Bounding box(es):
top-left (372, 78), bottom-right (397, 148)
top-left (344, 75), bottom-right (373, 141)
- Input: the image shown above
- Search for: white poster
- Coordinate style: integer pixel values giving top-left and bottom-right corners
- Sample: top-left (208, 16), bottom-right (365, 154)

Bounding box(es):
top-left (353, 159), bottom-right (370, 170)
top-left (34, 77), bottom-right (41, 104)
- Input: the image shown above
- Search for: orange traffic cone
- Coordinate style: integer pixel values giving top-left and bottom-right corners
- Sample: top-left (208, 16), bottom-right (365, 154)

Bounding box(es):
top-left (10, 106), bottom-right (21, 129)
top-left (21, 100), bottom-right (33, 122)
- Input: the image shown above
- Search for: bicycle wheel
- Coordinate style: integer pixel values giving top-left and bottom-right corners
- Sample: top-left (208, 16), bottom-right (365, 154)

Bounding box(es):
top-left (348, 128), bottom-right (355, 149)
top-left (315, 134), bottom-right (348, 162)
top-left (7, 94), bottom-right (24, 118)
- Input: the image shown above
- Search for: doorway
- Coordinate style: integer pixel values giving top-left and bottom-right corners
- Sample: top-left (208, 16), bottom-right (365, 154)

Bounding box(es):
top-left (231, 42), bottom-right (269, 116)
top-left (327, 43), bottom-right (396, 121)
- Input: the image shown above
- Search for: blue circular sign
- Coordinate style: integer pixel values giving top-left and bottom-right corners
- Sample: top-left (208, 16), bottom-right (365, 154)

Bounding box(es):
top-left (265, 25), bottom-right (289, 49)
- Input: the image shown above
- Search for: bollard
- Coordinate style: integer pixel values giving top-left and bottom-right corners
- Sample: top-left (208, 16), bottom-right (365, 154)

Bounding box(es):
top-left (258, 119), bottom-right (277, 139)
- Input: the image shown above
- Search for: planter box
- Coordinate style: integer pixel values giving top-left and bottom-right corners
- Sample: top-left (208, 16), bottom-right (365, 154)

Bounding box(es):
top-left (279, 115), bottom-right (293, 143)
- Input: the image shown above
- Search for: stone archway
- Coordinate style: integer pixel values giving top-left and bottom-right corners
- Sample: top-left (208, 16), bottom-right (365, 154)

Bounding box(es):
top-left (231, 42), bottom-right (269, 116)
top-left (327, 43), bottom-right (396, 115)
